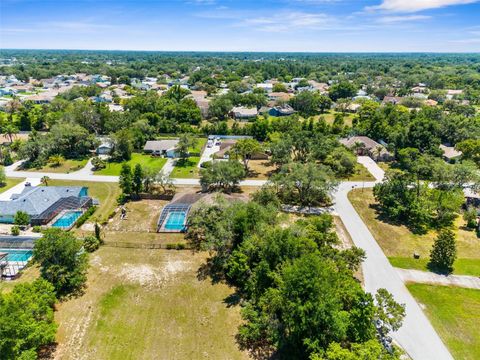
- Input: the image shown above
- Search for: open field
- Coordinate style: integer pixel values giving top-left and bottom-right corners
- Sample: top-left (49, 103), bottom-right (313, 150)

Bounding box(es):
top-left (348, 188), bottom-right (480, 276)
top-left (0, 177), bottom-right (24, 193)
top-left (23, 158), bottom-right (88, 173)
top-left (407, 284), bottom-right (480, 360)
top-left (95, 153), bottom-right (167, 176)
top-left (171, 157), bottom-right (200, 178)
top-left (48, 179), bottom-right (121, 223)
top-left (316, 112), bottom-right (355, 127)
top-left (54, 247), bottom-right (249, 360)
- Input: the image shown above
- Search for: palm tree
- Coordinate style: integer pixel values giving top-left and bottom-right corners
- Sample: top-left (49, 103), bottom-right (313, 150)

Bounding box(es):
top-left (41, 176), bottom-right (50, 187)
top-left (352, 141), bottom-right (365, 155)
top-left (4, 123), bottom-right (19, 143)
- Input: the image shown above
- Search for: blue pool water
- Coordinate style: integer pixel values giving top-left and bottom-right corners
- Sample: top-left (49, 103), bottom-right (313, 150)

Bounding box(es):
top-left (164, 211), bottom-right (187, 231)
top-left (52, 210), bottom-right (83, 228)
top-left (0, 249), bottom-right (33, 262)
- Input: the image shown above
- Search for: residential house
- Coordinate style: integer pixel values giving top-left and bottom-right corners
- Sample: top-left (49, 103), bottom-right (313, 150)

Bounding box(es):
top-left (382, 96), bottom-right (403, 105)
top-left (143, 139), bottom-right (180, 158)
top-left (214, 139), bottom-right (268, 160)
top-left (230, 106), bottom-right (258, 121)
top-left (269, 105), bottom-right (295, 117)
top-left (339, 136), bottom-right (393, 162)
top-left (0, 186), bottom-right (92, 225)
top-left (96, 139), bottom-right (113, 155)
top-left (439, 144), bottom-right (462, 162)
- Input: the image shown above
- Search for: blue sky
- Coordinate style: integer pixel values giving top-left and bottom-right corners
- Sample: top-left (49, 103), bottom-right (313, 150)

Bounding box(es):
top-left (1, 0), bottom-right (479, 52)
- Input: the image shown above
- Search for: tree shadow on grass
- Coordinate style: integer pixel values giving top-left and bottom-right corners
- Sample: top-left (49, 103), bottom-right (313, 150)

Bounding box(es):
top-left (370, 203), bottom-right (429, 235)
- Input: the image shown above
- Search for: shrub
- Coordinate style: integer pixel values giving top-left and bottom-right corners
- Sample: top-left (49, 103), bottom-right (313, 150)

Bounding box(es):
top-left (91, 156), bottom-right (106, 170)
top-left (75, 206), bottom-right (97, 228)
top-left (83, 236), bottom-right (101, 252)
top-left (32, 225), bottom-right (42, 233)
top-left (14, 211), bottom-right (30, 226)
top-left (11, 225), bottom-right (20, 236)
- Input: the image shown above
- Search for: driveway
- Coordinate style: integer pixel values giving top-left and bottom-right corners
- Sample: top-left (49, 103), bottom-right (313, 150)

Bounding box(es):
top-left (396, 268), bottom-right (480, 290)
top-left (357, 156), bottom-right (385, 181)
top-left (333, 182), bottom-right (453, 360)
top-left (198, 144), bottom-right (220, 167)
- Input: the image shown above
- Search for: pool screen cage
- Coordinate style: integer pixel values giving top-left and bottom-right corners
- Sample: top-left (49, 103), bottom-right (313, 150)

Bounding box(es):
top-left (0, 237), bottom-right (36, 249)
top-left (157, 203), bottom-right (192, 232)
top-left (31, 196), bottom-right (92, 226)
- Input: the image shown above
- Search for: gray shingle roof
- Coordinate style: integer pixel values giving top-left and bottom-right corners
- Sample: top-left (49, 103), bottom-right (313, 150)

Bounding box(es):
top-left (0, 186), bottom-right (86, 216)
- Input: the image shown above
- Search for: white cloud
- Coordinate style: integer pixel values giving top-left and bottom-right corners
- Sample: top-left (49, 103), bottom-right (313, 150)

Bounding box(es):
top-left (377, 15), bottom-right (432, 23)
top-left (367, 0), bottom-right (480, 12)
top-left (243, 12), bottom-right (337, 32)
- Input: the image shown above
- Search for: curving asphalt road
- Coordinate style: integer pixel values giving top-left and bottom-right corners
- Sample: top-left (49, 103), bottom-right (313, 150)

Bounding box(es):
top-left (3, 159), bottom-right (454, 359)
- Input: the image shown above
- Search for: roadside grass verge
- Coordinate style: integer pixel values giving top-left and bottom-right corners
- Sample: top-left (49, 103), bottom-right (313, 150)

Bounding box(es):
top-left (0, 177), bottom-right (24, 193)
top-left (95, 153), bottom-right (167, 176)
top-left (348, 188), bottom-right (480, 276)
top-left (170, 157), bottom-right (200, 178)
top-left (342, 163), bottom-right (376, 182)
top-left (47, 179), bottom-right (120, 223)
top-left (23, 158), bottom-right (89, 173)
top-left (407, 284), bottom-right (480, 360)
top-left (54, 247), bottom-right (249, 360)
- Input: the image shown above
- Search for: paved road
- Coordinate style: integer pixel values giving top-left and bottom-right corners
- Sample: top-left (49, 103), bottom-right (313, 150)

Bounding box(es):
top-left (396, 268), bottom-right (480, 290)
top-left (334, 182), bottom-right (453, 360)
top-left (4, 158), bottom-right (453, 359)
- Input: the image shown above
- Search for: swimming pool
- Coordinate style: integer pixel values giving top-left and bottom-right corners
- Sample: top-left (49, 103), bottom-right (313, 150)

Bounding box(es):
top-left (164, 211), bottom-right (187, 231)
top-left (52, 210), bottom-right (83, 228)
top-left (0, 249), bottom-right (33, 262)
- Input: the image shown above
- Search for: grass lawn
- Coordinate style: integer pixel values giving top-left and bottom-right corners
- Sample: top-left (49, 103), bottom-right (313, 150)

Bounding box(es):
top-left (0, 265), bottom-right (39, 294)
top-left (316, 112), bottom-right (355, 127)
top-left (342, 163), bottom-right (376, 182)
top-left (48, 179), bottom-right (121, 223)
top-left (24, 158), bottom-right (88, 174)
top-left (407, 284), bottom-right (480, 360)
top-left (348, 188), bottom-right (480, 276)
top-left (190, 137), bottom-right (207, 154)
top-left (95, 153), bottom-right (167, 176)
top-left (171, 157), bottom-right (200, 178)
top-left (0, 177), bottom-right (24, 193)
top-left (53, 247), bottom-right (249, 360)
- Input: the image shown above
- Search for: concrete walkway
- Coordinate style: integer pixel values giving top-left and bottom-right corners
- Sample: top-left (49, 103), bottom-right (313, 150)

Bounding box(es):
top-left (333, 182), bottom-right (453, 360)
top-left (396, 268), bottom-right (480, 290)
top-left (161, 159), bottom-right (176, 177)
top-left (357, 156), bottom-right (385, 181)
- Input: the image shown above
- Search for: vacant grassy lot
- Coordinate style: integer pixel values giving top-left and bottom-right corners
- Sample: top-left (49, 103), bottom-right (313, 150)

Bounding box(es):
top-left (407, 284), bottom-right (480, 360)
top-left (247, 159), bottom-right (276, 179)
top-left (95, 153), bottom-right (167, 176)
top-left (54, 247), bottom-right (249, 360)
top-left (24, 158), bottom-right (88, 173)
top-left (171, 157), bottom-right (200, 178)
top-left (48, 180), bottom-right (121, 223)
top-left (0, 177), bottom-right (24, 193)
top-left (317, 112), bottom-right (355, 127)
top-left (348, 188), bottom-right (480, 276)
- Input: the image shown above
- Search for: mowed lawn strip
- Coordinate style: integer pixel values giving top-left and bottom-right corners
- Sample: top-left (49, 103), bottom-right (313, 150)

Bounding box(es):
top-left (348, 188), bottom-right (480, 276)
top-left (0, 177), bottom-right (24, 193)
top-left (407, 284), bottom-right (480, 360)
top-left (95, 153), bottom-right (167, 176)
top-left (47, 179), bottom-right (121, 223)
top-left (54, 248), bottom-right (249, 360)
top-left (342, 163), bottom-right (376, 182)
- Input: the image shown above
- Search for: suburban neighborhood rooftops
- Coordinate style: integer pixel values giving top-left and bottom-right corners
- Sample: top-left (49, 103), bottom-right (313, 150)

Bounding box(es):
top-left (230, 106), bottom-right (258, 118)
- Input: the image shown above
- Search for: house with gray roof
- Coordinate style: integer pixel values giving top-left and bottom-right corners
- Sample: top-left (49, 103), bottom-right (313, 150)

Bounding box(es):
top-left (143, 139), bottom-right (179, 157)
top-left (0, 186), bottom-right (92, 225)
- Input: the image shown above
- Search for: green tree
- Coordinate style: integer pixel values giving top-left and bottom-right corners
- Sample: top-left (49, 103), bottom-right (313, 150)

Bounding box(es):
top-left (329, 81), bottom-right (357, 101)
top-left (199, 160), bottom-right (246, 193)
top-left (112, 129), bottom-right (133, 161)
top-left (0, 279), bottom-right (57, 360)
top-left (272, 162), bottom-right (338, 206)
top-left (0, 166), bottom-right (6, 186)
top-left (231, 138), bottom-right (262, 172)
top-left (132, 163), bottom-right (144, 196)
top-left (374, 288), bottom-right (406, 342)
top-left (119, 163), bottom-right (132, 195)
top-left (33, 228), bottom-right (88, 297)
top-left (314, 340), bottom-right (402, 360)
top-left (175, 133), bottom-right (197, 163)
top-left (429, 229), bottom-right (457, 274)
